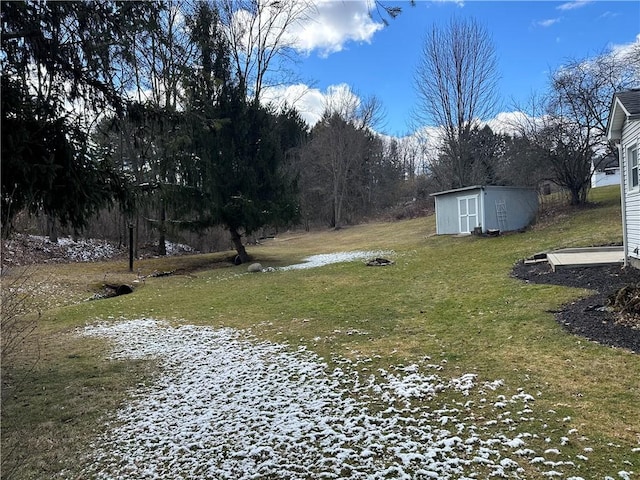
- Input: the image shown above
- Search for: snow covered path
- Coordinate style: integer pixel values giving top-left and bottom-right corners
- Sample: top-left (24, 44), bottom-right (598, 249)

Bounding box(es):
top-left (75, 319), bottom-right (635, 480)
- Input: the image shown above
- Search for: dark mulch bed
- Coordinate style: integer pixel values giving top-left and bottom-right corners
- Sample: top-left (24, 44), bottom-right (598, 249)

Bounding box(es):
top-left (511, 261), bottom-right (640, 353)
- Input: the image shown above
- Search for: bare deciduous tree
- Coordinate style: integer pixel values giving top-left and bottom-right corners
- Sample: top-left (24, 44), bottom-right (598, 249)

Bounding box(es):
top-left (300, 92), bottom-right (386, 228)
top-left (220, 0), bottom-right (413, 105)
top-left (507, 44), bottom-right (640, 204)
top-left (220, 0), bottom-right (312, 104)
top-left (115, 1), bottom-right (199, 255)
top-left (550, 43), bottom-right (640, 161)
top-left (0, 268), bottom-right (41, 480)
top-left (372, 0), bottom-right (415, 26)
top-left (414, 17), bottom-right (499, 189)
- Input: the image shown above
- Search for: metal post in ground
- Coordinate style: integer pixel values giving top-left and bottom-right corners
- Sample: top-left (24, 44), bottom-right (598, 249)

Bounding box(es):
top-left (129, 224), bottom-right (134, 272)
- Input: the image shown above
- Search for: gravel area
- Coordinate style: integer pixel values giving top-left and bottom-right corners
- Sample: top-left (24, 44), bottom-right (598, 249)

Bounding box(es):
top-left (511, 261), bottom-right (640, 353)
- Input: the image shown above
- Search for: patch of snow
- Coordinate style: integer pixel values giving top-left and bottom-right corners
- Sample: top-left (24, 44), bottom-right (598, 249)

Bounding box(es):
top-left (2, 234), bottom-right (198, 265)
top-left (505, 438), bottom-right (526, 449)
top-left (2, 234), bottom-right (124, 264)
top-left (279, 251), bottom-right (391, 271)
top-left (514, 448), bottom-right (536, 457)
top-left (164, 241), bottom-right (196, 255)
top-left (70, 319), bottom-right (635, 480)
top-left (482, 379), bottom-right (504, 391)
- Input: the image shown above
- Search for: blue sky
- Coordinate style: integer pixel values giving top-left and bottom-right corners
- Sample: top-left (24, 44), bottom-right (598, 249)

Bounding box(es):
top-left (261, 0), bottom-right (640, 136)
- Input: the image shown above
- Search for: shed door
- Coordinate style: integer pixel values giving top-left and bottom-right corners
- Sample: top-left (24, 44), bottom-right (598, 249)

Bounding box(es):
top-left (458, 195), bottom-right (479, 234)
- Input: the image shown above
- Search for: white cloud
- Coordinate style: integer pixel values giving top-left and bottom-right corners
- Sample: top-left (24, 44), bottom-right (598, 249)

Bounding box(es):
top-left (429, 0), bottom-right (465, 6)
top-left (230, 0), bottom-right (384, 60)
top-left (261, 84), bottom-right (325, 127)
top-left (598, 11), bottom-right (618, 20)
top-left (261, 82), bottom-right (364, 128)
top-left (290, 0), bottom-right (384, 56)
top-left (410, 125), bottom-right (444, 159)
top-left (557, 34), bottom-right (640, 86)
top-left (535, 18), bottom-right (560, 28)
top-left (484, 111), bottom-right (536, 136)
top-left (610, 33), bottom-right (640, 60)
top-left (556, 0), bottom-right (592, 11)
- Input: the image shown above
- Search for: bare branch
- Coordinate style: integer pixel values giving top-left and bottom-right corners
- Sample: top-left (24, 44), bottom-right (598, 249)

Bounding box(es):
top-left (413, 17), bottom-right (499, 188)
top-left (220, 0), bottom-right (313, 103)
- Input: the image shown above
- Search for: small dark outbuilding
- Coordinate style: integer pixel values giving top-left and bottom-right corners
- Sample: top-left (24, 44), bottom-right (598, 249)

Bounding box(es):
top-left (430, 185), bottom-right (538, 235)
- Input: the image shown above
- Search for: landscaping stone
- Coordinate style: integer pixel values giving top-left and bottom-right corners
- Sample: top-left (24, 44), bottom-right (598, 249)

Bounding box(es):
top-left (247, 263), bottom-right (263, 273)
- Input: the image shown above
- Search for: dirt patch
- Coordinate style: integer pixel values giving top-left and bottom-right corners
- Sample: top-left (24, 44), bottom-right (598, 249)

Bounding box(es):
top-left (511, 261), bottom-right (640, 353)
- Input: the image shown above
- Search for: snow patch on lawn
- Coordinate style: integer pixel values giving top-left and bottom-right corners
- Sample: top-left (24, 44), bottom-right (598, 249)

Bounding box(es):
top-left (1, 234), bottom-right (196, 265)
top-left (2, 234), bottom-right (124, 264)
top-left (72, 319), bottom-right (636, 479)
top-left (279, 251), bottom-right (390, 270)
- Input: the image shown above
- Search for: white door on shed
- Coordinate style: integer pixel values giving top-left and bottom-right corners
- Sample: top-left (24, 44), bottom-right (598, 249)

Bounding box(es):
top-left (458, 195), bottom-right (479, 233)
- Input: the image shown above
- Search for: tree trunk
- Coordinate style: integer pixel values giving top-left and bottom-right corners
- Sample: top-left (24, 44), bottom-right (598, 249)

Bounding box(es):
top-left (229, 226), bottom-right (250, 263)
top-left (569, 184), bottom-right (587, 205)
top-left (333, 183), bottom-right (343, 229)
top-left (47, 215), bottom-right (58, 243)
top-left (135, 215), bottom-right (140, 259)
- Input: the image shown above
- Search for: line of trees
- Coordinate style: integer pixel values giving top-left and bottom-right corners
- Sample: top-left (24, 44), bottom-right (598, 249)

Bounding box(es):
top-left (3, 4), bottom-right (638, 257)
top-left (297, 93), bottom-right (405, 229)
top-left (1, 1), bottom-right (310, 261)
top-left (1, 0), bottom-right (417, 259)
top-left (413, 16), bottom-right (640, 204)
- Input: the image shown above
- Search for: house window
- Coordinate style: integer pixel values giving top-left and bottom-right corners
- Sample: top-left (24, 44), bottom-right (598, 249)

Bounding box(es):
top-left (630, 146), bottom-right (638, 190)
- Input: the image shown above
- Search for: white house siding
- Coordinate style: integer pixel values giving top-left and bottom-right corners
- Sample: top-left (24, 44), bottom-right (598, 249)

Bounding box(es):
top-left (622, 119), bottom-right (640, 267)
top-left (591, 168), bottom-right (621, 188)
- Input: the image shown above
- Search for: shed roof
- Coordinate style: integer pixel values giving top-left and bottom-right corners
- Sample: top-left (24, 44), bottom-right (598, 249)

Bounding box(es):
top-left (606, 89), bottom-right (640, 142)
top-left (430, 185), bottom-right (536, 197)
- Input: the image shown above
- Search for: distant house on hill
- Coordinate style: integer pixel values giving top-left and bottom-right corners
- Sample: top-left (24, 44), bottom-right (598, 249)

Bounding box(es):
top-left (430, 185), bottom-right (538, 235)
top-left (606, 89), bottom-right (640, 269)
top-left (591, 154), bottom-right (620, 188)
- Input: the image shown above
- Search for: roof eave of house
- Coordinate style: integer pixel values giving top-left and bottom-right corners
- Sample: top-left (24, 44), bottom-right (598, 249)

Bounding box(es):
top-left (606, 93), bottom-right (640, 142)
top-left (606, 96), bottom-right (629, 143)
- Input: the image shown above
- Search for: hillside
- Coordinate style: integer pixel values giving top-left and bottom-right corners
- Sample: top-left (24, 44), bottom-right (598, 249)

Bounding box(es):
top-left (2, 185), bottom-right (639, 479)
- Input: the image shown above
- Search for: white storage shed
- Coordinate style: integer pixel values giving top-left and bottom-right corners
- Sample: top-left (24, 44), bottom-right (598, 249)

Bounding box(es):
top-left (430, 185), bottom-right (539, 235)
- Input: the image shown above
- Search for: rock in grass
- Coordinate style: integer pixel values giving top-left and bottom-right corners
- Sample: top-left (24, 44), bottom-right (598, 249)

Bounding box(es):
top-left (247, 263), bottom-right (263, 273)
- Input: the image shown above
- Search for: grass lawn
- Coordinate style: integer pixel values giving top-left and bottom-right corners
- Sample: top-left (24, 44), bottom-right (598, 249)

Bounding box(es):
top-left (2, 185), bottom-right (638, 479)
